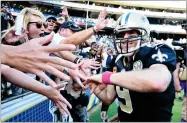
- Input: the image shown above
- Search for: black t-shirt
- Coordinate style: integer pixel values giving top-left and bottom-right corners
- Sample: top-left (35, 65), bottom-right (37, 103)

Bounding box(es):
top-left (109, 44), bottom-right (176, 122)
top-left (1, 14), bottom-right (8, 31)
top-left (60, 90), bottom-right (89, 122)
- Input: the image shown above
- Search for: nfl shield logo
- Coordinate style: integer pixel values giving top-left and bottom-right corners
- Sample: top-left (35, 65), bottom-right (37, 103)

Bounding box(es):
top-left (133, 60), bottom-right (143, 70)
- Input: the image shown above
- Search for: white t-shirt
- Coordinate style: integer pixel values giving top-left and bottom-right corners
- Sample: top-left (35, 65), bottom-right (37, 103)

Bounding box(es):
top-left (50, 33), bottom-right (65, 45)
top-left (102, 52), bottom-right (108, 67)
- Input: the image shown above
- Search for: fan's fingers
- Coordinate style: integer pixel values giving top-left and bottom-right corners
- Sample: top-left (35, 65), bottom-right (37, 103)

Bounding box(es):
top-left (99, 84), bottom-right (107, 90)
top-left (90, 83), bottom-right (97, 94)
top-left (57, 101), bottom-right (70, 115)
top-left (88, 66), bottom-right (100, 70)
top-left (43, 57), bottom-right (77, 70)
top-left (54, 83), bottom-right (68, 90)
top-left (30, 68), bottom-right (56, 87)
top-left (77, 72), bottom-right (87, 81)
top-left (56, 103), bottom-right (66, 116)
top-left (47, 63), bottom-right (66, 72)
top-left (59, 96), bottom-right (72, 109)
top-left (90, 62), bottom-right (101, 66)
top-left (80, 67), bottom-right (88, 75)
top-left (74, 77), bottom-right (85, 89)
top-left (42, 44), bottom-right (76, 53)
top-left (44, 64), bottom-right (71, 81)
top-left (34, 62), bottom-right (71, 81)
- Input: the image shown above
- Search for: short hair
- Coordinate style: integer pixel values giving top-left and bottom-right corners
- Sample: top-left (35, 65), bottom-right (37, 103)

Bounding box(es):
top-left (91, 42), bottom-right (96, 46)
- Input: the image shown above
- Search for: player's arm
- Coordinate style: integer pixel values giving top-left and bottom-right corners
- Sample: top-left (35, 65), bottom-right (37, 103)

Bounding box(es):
top-left (88, 44), bottom-right (176, 93)
top-left (173, 62), bottom-right (181, 92)
top-left (110, 64), bottom-right (171, 92)
top-left (94, 85), bottom-right (117, 105)
top-left (93, 56), bottom-right (117, 105)
top-left (110, 45), bottom-right (176, 92)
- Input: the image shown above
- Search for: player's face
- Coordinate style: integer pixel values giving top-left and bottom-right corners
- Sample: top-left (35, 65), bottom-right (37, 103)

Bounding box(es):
top-left (120, 30), bottom-right (139, 52)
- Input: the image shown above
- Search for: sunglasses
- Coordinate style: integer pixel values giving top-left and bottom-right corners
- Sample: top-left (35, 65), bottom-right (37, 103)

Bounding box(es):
top-left (47, 19), bottom-right (56, 23)
top-left (28, 21), bottom-right (48, 29)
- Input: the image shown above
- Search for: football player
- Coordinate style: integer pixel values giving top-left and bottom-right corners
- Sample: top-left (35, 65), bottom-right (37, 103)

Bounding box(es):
top-left (86, 12), bottom-right (177, 121)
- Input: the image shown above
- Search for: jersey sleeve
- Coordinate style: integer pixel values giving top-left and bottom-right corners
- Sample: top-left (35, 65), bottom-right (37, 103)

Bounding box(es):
top-left (146, 44), bottom-right (176, 72)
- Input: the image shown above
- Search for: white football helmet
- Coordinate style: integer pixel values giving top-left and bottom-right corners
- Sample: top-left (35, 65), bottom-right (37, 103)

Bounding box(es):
top-left (113, 12), bottom-right (151, 56)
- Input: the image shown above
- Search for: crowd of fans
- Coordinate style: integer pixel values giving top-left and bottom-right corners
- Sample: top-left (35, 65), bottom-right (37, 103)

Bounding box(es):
top-left (1, 3), bottom-right (186, 122)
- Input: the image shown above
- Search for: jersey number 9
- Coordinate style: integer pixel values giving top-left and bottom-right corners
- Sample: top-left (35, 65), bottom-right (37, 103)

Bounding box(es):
top-left (116, 86), bottom-right (133, 114)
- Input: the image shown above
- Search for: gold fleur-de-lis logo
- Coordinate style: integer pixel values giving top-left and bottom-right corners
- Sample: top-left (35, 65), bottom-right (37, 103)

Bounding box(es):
top-left (151, 49), bottom-right (168, 63)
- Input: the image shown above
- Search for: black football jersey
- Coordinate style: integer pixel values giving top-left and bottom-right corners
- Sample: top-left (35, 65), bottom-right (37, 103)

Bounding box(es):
top-left (109, 44), bottom-right (176, 121)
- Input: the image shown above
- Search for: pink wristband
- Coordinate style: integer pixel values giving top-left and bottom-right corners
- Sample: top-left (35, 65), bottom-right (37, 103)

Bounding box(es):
top-left (102, 71), bottom-right (112, 85)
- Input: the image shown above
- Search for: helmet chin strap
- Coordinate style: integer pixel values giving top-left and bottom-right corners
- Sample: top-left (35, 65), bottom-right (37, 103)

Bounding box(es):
top-left (122, 52), bottom-right (134, 56)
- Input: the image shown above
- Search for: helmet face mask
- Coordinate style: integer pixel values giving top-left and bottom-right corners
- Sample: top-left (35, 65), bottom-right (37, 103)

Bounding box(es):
top-left (113, 28), bottom-right (148, 56)
top-left (113, 12), bottom-right (150, 56)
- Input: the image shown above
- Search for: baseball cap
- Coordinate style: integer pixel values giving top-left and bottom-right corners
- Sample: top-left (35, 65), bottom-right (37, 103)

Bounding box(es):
top-left (60, 21), bottom-right (82, 32)
top-left (46, 16), bottom-right (57, 21)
